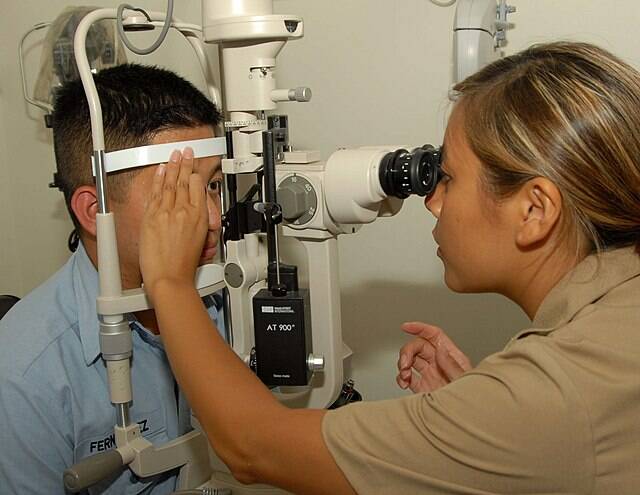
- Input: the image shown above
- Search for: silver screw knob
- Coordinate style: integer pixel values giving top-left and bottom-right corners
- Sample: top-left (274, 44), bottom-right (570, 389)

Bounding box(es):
top-left (289, 87), bottom-right (312, 102)
top-left (307, 354), bottom-right (325, 372)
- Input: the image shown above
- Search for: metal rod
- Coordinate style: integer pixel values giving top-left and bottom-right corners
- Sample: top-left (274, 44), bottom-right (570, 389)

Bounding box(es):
top-left (222, 287), bottom-right (233, 347)
top-left (225, 129), bottom-right (237, 207)
top-left (274, 228), bottom-right (281, 286)
top-left (94, 150), bottom-right (109, 214)
top-left (116, 403), bottom-right (130, 428)
top-left (261, 131), bottom-right (278, 268)
top-left (220, 129), bottom-right (235, 346)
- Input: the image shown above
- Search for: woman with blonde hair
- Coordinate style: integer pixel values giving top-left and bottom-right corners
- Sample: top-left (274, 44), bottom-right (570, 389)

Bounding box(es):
top-left (139, 41), bottom-right (640, 494)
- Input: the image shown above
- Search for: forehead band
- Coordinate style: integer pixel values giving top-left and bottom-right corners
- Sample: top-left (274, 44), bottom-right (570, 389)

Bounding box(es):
top-left (91, 136), bottom-right (226, 176)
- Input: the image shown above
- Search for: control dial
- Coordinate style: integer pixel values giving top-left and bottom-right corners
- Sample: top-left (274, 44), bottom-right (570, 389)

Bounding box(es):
top-left (277, 174), bottom-right (318, 225)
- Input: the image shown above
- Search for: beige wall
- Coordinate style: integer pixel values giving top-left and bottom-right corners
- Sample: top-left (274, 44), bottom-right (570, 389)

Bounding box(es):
top-left (1, 0), bottom-right (638, 400)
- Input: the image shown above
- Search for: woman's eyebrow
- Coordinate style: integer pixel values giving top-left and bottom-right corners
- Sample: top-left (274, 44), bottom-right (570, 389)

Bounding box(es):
top-left (440, 145), bottom-right (452, 171)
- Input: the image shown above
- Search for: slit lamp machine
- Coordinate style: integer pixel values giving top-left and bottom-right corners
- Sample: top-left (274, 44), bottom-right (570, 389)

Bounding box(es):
top-left (19, 1), bottom-right (515, 492)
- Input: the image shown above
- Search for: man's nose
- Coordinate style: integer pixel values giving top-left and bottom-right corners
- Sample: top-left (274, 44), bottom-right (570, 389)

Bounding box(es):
top-left (207, 195), bottom-right (222, 231)
top-left (424, 183), bottom-right (443, 218)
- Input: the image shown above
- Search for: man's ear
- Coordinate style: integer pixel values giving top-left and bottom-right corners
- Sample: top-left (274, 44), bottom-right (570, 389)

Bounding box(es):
top-left (514, 178), bottom-right (563, 249)
top-left (70, 186), bottom-right (99, 237)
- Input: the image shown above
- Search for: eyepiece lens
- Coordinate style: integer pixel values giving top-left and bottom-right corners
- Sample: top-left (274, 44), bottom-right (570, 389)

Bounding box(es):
top-left (379, 144), bottom-right (442, 199)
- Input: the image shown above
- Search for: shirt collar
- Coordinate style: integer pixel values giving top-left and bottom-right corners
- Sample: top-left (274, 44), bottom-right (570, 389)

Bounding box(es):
top-left (514, 246), bottom-right (640, 340)
top-left (128, 317), bottom-right (165, 351)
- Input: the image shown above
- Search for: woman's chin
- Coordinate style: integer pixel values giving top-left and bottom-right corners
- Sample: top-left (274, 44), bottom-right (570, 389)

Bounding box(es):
top-left (443, 271), bottom-right (465, 293)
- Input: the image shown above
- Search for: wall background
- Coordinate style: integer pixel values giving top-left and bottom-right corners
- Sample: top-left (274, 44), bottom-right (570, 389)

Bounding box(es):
top-left (1, 0), bottom-right (638, 400)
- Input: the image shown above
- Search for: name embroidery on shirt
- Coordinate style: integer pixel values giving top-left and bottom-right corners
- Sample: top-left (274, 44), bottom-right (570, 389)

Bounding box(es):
top-left (89, 419), bottom-right (151, 453)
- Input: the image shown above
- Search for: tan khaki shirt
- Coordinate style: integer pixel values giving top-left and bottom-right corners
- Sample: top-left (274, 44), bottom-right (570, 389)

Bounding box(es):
top-left (323, 247), bottom-right (640, 494)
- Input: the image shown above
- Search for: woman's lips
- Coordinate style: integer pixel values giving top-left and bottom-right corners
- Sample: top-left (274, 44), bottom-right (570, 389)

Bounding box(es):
top-left (432, 230), bottom-right (441, 257)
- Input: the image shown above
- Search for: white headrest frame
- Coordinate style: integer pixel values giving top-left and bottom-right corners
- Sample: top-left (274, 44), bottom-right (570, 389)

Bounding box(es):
top-left (91, 137), bottom-right (227, 176)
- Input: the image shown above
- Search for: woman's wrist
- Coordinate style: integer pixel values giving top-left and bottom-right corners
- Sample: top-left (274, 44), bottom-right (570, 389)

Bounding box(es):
top-left (146, 277), bottom-right (197, 305)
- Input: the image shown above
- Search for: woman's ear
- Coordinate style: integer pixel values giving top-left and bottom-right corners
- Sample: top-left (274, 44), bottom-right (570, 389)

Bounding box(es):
top-left (70, 186), bottom-right (99, 237)
top-left (514, 178), bottom-right (563, 249)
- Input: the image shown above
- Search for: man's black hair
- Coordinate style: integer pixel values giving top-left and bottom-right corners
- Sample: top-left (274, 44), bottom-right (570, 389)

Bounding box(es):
top-left (51, 63), bottom-right (221, 231)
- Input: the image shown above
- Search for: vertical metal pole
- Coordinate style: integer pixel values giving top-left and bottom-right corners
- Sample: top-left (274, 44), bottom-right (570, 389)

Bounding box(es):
top-left (262, 130), bottom-right (278, 266)
top-left (221, 129), bottom-right (235, 346)
top-left (94, 150), bottom-right (109, 214)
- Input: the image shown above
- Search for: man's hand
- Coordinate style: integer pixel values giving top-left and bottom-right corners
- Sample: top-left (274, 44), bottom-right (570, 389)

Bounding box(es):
top-left (139, 148), bottom-right (208, 301)
top-left (396, 321), bottom-right (472, 393)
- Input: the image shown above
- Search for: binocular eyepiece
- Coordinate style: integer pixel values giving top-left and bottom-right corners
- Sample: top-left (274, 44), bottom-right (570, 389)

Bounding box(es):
top-left (379, 144), bottom-right (442, 199)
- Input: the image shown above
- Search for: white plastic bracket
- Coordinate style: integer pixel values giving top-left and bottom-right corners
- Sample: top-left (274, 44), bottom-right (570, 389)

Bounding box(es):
top-left (91, 137), bottom-right (227, 175)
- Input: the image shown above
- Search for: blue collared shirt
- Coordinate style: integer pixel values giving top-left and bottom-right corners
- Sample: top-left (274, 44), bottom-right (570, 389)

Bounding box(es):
top-left (0, 244), bottom-right (223, 494)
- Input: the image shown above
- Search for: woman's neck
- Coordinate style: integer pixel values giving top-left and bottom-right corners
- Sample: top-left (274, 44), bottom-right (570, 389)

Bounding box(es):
top-left (507, 244), bottom-right (587, 320)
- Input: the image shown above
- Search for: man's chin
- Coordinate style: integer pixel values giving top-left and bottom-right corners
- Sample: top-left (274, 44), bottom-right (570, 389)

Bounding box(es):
top-left (198, 256), bottom-right (214, 266)
top-left (199, 246), bottom-right (217, 264)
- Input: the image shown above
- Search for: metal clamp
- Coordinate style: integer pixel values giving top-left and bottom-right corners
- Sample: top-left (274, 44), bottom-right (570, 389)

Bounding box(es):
top-left (99, 320), bottom-right (132, 360)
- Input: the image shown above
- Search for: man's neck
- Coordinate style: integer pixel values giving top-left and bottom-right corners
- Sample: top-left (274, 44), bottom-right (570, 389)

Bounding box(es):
top-left (134, 309), bottom-right (160, 334)
top-left (81, 237), bottom-right (161, 335)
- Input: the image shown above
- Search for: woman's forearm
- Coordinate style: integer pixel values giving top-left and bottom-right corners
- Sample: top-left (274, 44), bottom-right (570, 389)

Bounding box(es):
top-left (151, 280), bottom-right (355, 495)
top-left (140, 155), bottom-right (355, 494)
top-left (152, 280), bottom-right (284, 464)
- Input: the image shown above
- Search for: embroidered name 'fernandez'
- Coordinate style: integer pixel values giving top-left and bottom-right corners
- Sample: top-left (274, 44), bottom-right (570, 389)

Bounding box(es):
top-left (89, 419), bottom-right (151, 453)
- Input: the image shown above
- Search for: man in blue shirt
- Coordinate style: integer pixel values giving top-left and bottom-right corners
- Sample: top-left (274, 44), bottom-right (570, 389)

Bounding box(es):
top-left (0, 64), bottom-right (225, 494)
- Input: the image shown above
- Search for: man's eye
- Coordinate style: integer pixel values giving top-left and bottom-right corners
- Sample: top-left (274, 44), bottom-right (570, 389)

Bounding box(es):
top-left (207, 180), bottom-right (222, 194)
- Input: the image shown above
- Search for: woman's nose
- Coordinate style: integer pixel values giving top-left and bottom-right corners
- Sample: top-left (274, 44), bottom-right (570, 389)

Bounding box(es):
top-left (424, 183), bottom-right (443, 218)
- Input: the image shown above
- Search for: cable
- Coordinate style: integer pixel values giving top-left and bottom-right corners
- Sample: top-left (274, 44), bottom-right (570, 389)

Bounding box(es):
top-left (429, 0), bottom-right (457, 6)
top-left (68, 229), bottom-right (80, 253)
top-left (116, 0), bottom-right (174, 55)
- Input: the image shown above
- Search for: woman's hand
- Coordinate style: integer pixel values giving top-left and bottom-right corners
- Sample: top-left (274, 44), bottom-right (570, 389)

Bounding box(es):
top-left (139, 148), bottom-right (208, 301)
top-left (396, 321), bottom-right (472, 393)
